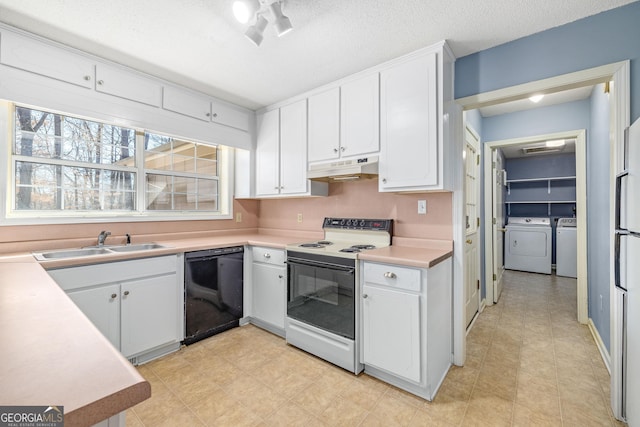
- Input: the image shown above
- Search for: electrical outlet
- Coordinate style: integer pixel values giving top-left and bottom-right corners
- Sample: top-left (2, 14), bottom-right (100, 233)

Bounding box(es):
top-left (236, 212), bottom-right (242, 222)
top-left (418, 200), bottom-right (427, 214)
top-left (297, 213), bottom-right (303, 223)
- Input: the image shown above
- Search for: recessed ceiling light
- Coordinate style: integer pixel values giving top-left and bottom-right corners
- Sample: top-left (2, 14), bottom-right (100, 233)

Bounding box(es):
top-left (529, 94), bottom-right (544, 103)
top-left (545, 139), bottom-right (565, 147)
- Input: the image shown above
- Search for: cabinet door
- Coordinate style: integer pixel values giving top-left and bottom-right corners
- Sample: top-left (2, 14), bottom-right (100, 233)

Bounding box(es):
top-left (341, 74), bottom-right (379, 158)
top-left (210, 99), bottom-right (250, 132)
top-left (163, 85), bottom-right (211, 122)
top-left (379, 53), bottom-right (438, 191)
top-left (0, 30), bottom-right (94, 88)
top-left (280, 100), bottom-right (308, 195)
top-left (67, 284), bottom-right (120, 350)
top-left (95, 63), bottom-right (162, 107)
top-left (252, 263), bottom-right (286, 329)
top-left (362, 284), bottom-right (421, 383)
top-left (255, 109), bottom-right (281, 196)
top-left (308, 88), bottom-right (340, 163)
top-left (120, 273), bottom-right (179, 358)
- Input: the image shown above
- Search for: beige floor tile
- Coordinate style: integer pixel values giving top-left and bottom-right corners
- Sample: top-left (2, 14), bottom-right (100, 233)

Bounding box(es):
top-left (132, 390), bottom-right (188, 426)
top-left (422, 392), bottom-right (469, 425)
top-left (291, 381), bottom-right (341, 417)
top-left (210, 400), bottom-right (263, 427)
top-left (264, 403), bottom-right (325, 427)
top-left (512, 403), bottom-right (562, 427)
top-left (463, 392), bottom-right (514, 427)
top-left (319, 397), bottom-right (368, 427)
top-left (125, 409), bottom-right (144, 427)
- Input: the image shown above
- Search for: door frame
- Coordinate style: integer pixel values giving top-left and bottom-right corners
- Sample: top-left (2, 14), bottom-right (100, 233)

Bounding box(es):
top-left (455, 61), bottom-right (629, 372)
top-left (482, 130), bottom-right (587, 324)
top-left (464, 123), bottom-right (482, 326)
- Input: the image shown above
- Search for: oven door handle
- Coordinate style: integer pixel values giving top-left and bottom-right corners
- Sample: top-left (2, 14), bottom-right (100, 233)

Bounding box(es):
top-left (287, 257), bottom-right (355, 273)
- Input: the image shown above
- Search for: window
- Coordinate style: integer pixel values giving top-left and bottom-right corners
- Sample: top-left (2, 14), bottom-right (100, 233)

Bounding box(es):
top-left (7, 104), bottom-right (231, 222)
top-left (13, 106), bottom-right (136, 212)
top-left (144, 133), bottom-right (220, 211)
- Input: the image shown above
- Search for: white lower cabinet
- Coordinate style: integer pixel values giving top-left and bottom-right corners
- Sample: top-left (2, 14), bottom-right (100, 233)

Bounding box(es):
top-left (48, 255), bottom-right (184, 364)
top-left (250, 246), bottom-right (286, 336)
top-left (361, 258), bottom-right (452, 400)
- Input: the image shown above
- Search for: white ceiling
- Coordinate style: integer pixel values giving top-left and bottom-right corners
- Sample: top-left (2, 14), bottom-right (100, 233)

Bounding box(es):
top-left (0, 0), bottom-right (636, 110)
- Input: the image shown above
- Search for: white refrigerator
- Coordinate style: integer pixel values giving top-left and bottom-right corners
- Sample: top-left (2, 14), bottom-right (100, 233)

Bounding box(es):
top-left (614, 116), bottom-right (640, 426)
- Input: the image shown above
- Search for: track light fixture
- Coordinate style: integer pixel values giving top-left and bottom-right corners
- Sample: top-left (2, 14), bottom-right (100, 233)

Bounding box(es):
top-left (233, 0), bottom-right (293, 46)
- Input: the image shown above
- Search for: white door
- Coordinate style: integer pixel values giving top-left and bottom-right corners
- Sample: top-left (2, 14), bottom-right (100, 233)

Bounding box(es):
top-left (464, 127), bottom-right (480, 326)
top-left (255, 109), bottom-right (280, 196)
top-left (121, 273), bottom-right (179, 358)
top-left (362, 284), bottom-right (421, 383)
top-left (492, 149), bottom-right (506, 302)
top-left (67, 284), bottom-right (120, 350)
top-left (279, 99), bottom-right (308, 195)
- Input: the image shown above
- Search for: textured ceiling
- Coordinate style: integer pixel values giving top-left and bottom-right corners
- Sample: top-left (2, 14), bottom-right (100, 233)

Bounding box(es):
top-left (0, 0), bottom-right (636, 110)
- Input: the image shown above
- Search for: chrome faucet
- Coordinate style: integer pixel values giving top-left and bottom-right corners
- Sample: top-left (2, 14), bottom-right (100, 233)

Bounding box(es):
top-left (97, 230), bottom-right (111, 247)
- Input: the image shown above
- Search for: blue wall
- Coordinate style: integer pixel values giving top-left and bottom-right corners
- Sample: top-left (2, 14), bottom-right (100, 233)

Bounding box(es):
top-left (589, 83), bottom-right (612, 349)
top-left (456, 1), bottom-right (640, 123)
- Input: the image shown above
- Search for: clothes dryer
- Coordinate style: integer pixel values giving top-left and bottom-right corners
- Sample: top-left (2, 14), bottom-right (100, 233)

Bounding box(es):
top-left (504, 217), bottom-right (552, 274)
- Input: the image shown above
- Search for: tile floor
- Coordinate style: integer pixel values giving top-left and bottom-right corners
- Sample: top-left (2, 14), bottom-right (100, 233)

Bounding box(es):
top-left (128, 270), bottom-right (624, 426)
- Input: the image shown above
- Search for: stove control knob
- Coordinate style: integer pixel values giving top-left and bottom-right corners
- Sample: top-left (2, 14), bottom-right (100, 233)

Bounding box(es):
top-left (360, 220), bottom-right (366, 227)
top-left (340, 219), bottom-right (345, 225)
top-left (346, 219), bottom-right (352, 226)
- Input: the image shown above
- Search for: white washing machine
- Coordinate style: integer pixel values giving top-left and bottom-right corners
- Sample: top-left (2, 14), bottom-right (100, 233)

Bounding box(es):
top-left (556, 217), bottom-right (577, 278)
top-left (504, 217), bottom-right (552, 274)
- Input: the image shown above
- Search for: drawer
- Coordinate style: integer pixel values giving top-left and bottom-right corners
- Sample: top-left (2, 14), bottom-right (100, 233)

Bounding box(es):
top-left (252, 246), bottom-right (285, 266)
top-left (363, 262), bottom-right (421, 292)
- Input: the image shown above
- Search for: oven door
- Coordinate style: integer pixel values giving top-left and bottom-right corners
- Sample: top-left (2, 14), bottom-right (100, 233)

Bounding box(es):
top-left (287, 251), bottom-right (356, 340)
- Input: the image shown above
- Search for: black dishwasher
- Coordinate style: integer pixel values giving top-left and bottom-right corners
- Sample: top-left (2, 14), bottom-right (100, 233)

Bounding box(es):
top-left (184, 246), bottom-right (244, 345)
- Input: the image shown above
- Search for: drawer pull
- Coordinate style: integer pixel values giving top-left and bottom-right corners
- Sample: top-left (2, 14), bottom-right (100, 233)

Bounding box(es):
top-left (363, 294), bottom-right (368, 299)
top-left (383, 272), bottom-right (397, 279)
top-left (110, 293), bottom-right (117, 299)
top-left (123, 290), bottom-right (130, 296)
top-left (278, 275), bottom-right (283, 279)
top-left (264, 253), bottom-right (271, 259)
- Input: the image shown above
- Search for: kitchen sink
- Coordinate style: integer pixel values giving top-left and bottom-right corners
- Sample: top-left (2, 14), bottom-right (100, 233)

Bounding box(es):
top-left (107, 243), bottom-right (167, 252)
top-left (33, 247), bottom-right (113, 261)
top-left (33, 243), bottom-right (168, 261)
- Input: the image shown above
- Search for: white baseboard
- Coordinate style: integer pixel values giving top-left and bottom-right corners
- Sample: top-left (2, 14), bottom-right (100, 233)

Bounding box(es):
top-left (588, 318), bottom-right (611, 374)
top-left (479, 298), bottom-right (487, 312)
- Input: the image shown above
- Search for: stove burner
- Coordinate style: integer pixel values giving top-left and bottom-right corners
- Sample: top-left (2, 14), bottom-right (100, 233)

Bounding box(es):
top-left (339, 248), bottom-right (361, 253)
top-left (299, 243), bottom-right (324, 248)
top-left (317, 241), bottom-right (333, 245)
top-left (350, 244), bottom-right (376, 250)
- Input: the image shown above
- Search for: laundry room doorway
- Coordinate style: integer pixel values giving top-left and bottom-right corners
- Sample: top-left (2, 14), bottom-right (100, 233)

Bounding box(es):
top-left (482, 130), bottom-right (588, 323)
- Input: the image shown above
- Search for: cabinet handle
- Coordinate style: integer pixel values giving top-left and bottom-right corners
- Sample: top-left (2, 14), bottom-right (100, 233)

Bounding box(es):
top-left (97, 80), bottom-right (104, 85)
top-left (363, 294), bottom-right (368, 299)
top-left (383, 272), bottom-right (397, 279)
top-left (123, 290), bottom-right (130, 296)
top-left (382, 178), bottom-right (387, 184)
top-left (212, 113), bottom-right (218, 118)
top-left (206, 112), bottom-right (211, 117)
top-left (341, 147), bottom-right (346, 152)
top-left (278, 275), bottom-right (283, 279)
top-left (84, 75), bottom-right (91, 81)
top-left (333, 148), bottom-right (339, 153)
top-left (111, 293), bottom-right (117, 299)
top-left (264, 253), bottom-right (271, 259)
top-left (466, 239), bottom-right (473, 244)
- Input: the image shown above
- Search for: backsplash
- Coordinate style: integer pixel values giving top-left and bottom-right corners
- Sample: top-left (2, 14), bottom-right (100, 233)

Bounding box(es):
top-left (258, 180), bottom-right (452, 240)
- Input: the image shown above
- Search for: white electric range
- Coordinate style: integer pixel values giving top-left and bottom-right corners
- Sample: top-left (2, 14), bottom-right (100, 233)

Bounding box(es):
top-left (285, 217), bottom-right (393, 373)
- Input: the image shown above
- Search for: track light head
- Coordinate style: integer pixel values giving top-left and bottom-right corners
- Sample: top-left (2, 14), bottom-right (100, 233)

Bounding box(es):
top-left (245, 14), bottom-right (268, 46)
top-left (269, 1), bottom-right (293, 37)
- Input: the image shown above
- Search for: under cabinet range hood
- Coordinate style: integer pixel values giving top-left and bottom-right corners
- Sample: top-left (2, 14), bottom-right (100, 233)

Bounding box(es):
top-left (308, 156), bottom-right (378, 182)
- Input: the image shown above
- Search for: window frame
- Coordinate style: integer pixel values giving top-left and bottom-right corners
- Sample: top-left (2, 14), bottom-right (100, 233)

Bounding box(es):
top-left (1, 102), bottom-right (234, 225)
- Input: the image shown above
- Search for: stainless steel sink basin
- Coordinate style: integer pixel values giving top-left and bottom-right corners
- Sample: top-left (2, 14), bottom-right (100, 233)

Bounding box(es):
top-left (33, 247), bottom-right (113, 261)
top-left (107, 243), bottom-right (166, 252)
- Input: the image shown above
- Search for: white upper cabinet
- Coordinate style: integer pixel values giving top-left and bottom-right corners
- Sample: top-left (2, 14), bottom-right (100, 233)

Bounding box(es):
top-left (210, 99), bottom-right (250, 132)
top-left (255, 102), bottom-right (327, 198)
top-left (307, 74), bottom-right (380, 164)
top-left (379, 52), bottom-right (438, 191)
top-left (379, 44), bottom-right (455, 192)
top-left (308, 88), bottom-right (340, 163)
top-left (279, 99), bottom-right (309, 195)
top-left (162, 85), bottom-right (212, 122)
top-left (0, 30), bottom-right (94, 88)
top-left (340, 73), bottom-right (380, 158)
top-left (95, 63), bottom-right (162, 107)
top-left (255, 109), bottom-right (281, 196)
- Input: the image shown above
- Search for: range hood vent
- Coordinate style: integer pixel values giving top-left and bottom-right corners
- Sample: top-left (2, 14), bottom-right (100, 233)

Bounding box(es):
top-left (308, 156), bottom-right (378, 183)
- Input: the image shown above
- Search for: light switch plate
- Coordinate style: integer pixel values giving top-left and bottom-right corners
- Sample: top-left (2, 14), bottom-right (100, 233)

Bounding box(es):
top-left (236, 212), bottom-right (242, 222)
top-left (418, 200), bottom-right (427, 214)
top-left (297, 213), bottom-right (303, 223)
